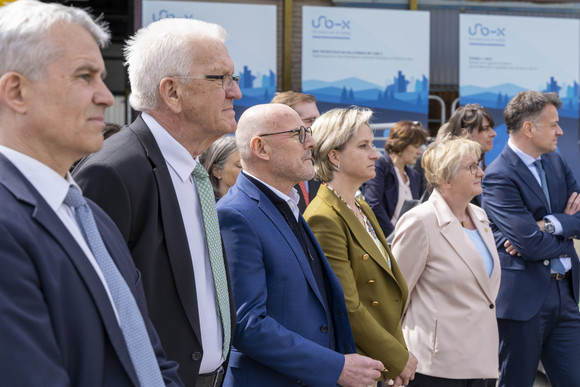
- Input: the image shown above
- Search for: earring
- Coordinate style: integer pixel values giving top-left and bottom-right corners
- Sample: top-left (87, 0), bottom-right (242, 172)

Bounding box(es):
top-left (217, 176), bottom-right (222, 180)
top-left (336, 164), bottom-right (340, 170)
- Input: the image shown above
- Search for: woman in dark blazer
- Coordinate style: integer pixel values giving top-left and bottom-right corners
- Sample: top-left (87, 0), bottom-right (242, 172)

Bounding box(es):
top-left (361, 121), bottom-right (427, 237)
top-left (304, 107), bottom-right (418, 387)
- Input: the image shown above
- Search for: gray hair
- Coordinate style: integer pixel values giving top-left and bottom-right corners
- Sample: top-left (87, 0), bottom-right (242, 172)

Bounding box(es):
top-left (311, 106), bottom-right (373, 182)
top-left (124, 18), bottom-right (227, 112)
top-left (422, 136), bottom-right (481, 190)
top-left (504, 91), bottom-right (562, 134)
top-left (0, 0), bottom-right (110, 81)
top-left (199, 135), bottom-right (237, 194)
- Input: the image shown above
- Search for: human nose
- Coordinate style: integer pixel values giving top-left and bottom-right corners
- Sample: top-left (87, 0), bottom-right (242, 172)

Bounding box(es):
top-left (371, 147), bottom-right (380, 160)
top-left (476, 165), bottom-right (485, 177)
top-left (303, 131), bottom-right (317, 149)
top-left (490, 128), bottom-right (497, 137)
top-left (556, 125), bottom-right (563, 136)
top-left (95, 78), bottom-right (114, 107)
top-left (226, 80), bottom-right (242, 100)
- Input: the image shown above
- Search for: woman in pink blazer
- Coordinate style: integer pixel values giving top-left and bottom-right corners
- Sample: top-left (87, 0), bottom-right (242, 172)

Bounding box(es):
top-left (391, 137), bottom-right (501, 387)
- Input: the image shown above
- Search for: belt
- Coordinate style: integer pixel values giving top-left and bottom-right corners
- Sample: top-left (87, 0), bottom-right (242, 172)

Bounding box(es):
top-left (550, 272), bottom-right (570, 280)
top-left (196, 364), bottom-right (225, 387)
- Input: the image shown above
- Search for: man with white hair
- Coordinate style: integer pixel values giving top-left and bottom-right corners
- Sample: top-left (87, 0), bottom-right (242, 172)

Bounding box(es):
top-left (217, 103), bottom-right (385, 386)
top-left (0, 0), bottom-right (181, 385)
top-left (74, 17), bottom-right (241, 386)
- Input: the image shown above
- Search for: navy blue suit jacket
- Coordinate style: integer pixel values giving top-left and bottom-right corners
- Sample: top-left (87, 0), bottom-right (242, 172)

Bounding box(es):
top-left (217, 173), bottom-right (356, 387)
top-left (0, 154), bottom-right (181, 386)
top-left (362, 153), bottom-right (421, 237)
top-left (482, 145), bottom-right (580, 321)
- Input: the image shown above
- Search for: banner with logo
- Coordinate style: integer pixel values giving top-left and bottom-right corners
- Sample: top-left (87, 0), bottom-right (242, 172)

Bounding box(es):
top-left (460, 14), bottom-right (580, 179)
top-left (142, 1), bottom-right (276, 115)
top-left (302, 6), bottom-right (430, 126)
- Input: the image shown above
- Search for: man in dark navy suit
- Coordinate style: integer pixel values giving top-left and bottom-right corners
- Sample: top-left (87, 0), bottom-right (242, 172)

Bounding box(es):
top-left (482, 91), bottom-right (580, 387)
top-left (0, 1), bottom-right (181, 385)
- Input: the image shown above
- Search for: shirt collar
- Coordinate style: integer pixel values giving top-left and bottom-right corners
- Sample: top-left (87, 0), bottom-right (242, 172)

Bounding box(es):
top-left (142, 112), bottom-right (198, 181)
top-left (0, 145), bottom-right (77, 212)
top-left (243, 170), bottom-right (300, 206)
top-left (508, 138), bottom-right (540, 166)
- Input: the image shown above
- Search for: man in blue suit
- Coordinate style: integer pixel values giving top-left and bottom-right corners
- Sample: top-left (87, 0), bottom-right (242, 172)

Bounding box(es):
top-left (482, 91), bottom-right (580, 387)
top-left (217, 103), bottom-right (385, 386)
top-left (0, 1), bottom-right (182, 385)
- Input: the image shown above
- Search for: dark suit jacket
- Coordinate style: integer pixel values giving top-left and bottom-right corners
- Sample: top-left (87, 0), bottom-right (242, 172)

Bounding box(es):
top-left (295, 179), bottom-right (321, 213)
top-left (361, 153), bottom-right (421, 237)
top-left (73, 115), bottom-right (236, 386)
top-left (304, 185), bottom-right (409, 378)
top-left (0, 154), bottom-right (181, 386)
top-left (217, 173), bottom-right (356, 387)
top-left (482, 145), bottom-right (580, 321)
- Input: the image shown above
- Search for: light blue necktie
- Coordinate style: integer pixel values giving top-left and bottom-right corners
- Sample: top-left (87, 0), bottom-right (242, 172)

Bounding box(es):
top-left (533, 160), bottom-right (566, 274)
top-left (64, 186), bottom-right (165, 386)
top-left (192, 163), bottom-right (231, 360)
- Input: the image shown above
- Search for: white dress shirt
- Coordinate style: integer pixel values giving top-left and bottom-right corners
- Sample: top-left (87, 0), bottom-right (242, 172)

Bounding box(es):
top-left (143, 113), bottom-right (223, 373)
top-left (243, 171), bottom-right (301, 221)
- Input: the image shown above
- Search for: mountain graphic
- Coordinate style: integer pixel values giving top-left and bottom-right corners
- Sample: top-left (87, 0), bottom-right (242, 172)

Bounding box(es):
top-left (461, 83), bottom-right (527, 96)
top-left (303, 77), bottom-right (382, 92)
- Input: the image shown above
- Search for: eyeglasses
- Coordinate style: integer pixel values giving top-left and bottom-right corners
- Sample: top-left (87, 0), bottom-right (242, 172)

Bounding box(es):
top-left (257, 126), bottom-right (312, 144)
top-left (173, 74), bottom-right (240, 90)
top-left (462, 163), bottom-right (480, 175)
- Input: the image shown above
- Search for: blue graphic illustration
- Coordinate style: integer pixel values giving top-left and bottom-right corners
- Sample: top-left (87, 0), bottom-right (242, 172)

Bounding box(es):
top-left (303, 70), bottom-right (429, 122)
top-left (234, 65), bottom-right (277, 109)
top-left (460, 76), bottom-right (579, 119)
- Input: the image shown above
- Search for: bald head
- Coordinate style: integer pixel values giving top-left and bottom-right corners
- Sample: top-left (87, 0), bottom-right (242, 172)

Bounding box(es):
top-left (235, 103), bottom-right (316, 194)
top-left (236, 103), bottom-right (301, 162)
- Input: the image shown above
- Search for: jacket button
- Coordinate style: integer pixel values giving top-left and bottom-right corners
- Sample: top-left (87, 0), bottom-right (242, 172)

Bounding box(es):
top-left (191, 352), bottom-right (202, 361)
top-left (543, 260), bottom-right (550, 266)
top-left (368, 279), bottom-right (375, 285)
top-left (489, 304), bottom-right (494, 309)
top-left (371, 301), bottom-right (379, 307)
top-left (362, 254), bottom-right (369, 261)
top-left (320, 324), bottom-right (328, 333)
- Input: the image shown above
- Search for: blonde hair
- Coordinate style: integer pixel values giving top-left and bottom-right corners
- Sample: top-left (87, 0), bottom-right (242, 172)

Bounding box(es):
top-left (422, 136), bottom-right (481, 190)
top-left (311, 106), bottom-right (373, 182)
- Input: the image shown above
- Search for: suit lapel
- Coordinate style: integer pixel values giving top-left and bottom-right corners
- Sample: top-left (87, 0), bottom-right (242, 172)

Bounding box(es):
top-left (431, 190), bottom-right (496, 302)
top-left (318, 186), bottom-right (394, 278)
top-left (0, 155), bottom-right (139, 385)
top-left (130, 118), bottom-right (203, 344)
top-left (238, 174), bottom-right (327, 308)
top-left (503, 146), bottom-right (550, 210)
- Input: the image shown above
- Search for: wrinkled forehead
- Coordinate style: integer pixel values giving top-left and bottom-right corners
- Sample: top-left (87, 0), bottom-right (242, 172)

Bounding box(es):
top-left (189, 38), bottom-right (233, 73)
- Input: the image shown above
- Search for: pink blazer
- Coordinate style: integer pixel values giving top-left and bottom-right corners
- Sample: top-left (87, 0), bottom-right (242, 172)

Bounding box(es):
top-left (391, 189), bottom-right (500, 379)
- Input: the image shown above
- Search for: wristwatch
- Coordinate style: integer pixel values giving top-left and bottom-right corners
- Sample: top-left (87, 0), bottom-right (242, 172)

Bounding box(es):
top-left (544, 218), bottom-right (555, 234)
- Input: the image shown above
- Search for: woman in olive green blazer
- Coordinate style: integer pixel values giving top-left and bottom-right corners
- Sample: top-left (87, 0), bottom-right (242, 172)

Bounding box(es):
top-left (304, 107), bottom-right (417, 387)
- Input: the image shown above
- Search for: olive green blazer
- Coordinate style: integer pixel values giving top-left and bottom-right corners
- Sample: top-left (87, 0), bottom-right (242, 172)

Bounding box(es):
top-left (304, 184), bottom-right (409, 378)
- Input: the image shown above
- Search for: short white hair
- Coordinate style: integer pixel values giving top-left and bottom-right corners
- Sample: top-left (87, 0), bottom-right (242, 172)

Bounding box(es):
top-left (124, 18), bottom-right (227, 112)
top-left (0, 0), bottom-right (110, 81)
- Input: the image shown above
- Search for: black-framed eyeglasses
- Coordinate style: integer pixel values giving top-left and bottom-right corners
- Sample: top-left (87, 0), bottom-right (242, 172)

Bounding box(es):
top-left (257, 126), bottom-right (312, 144)
top-left (173, 74), bottom-right (240, 90)
top-left (463, 163), bottom-right (480, 175)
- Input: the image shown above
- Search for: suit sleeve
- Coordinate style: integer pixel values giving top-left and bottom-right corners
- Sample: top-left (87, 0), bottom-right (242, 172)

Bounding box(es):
top-left (362, 158), bottom-right (395, 237)
top-left (550, 159), bottom-right (580, 239)
top-left (217, 205), bottom-right (345, 387)
top-left (391, 210), bottom-right (429, 313)
top-left (306, 209), bottom-right (409, 378)
top-left (482, 168), bottom-right (576, 261)
top-left (0, 222), bottom-right (71, 385)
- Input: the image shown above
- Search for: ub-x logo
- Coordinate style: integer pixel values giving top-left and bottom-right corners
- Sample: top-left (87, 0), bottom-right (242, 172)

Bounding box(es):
top-left (468, 23), bottom-right (505, 37)
top-left (312, 15), bottom-right (350, 30)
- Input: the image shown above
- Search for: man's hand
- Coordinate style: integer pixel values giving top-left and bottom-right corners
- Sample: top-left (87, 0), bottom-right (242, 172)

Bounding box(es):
top-left (564, 192), bottom-right (580, 215)
top-left (337, 353), bottom-right (384, 387)
top-left (390, 352), bottom-right (417, 387)
top-left (504, 240), bottom-right (521, 256)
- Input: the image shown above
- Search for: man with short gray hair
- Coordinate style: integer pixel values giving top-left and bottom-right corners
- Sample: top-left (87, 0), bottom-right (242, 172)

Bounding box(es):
top-left (0, 0), bottom-right (181, 385)
top-left (74, 17), bottom-right (241, 386)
